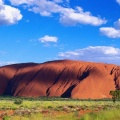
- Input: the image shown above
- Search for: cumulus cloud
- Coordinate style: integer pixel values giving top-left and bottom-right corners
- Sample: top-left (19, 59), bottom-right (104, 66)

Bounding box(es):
top-left (60, 7), bottom-right (107, 26)
top-left (9, 0), bottom-right (106, 26)
top-left (100, 27), bottom-right (120, 38)
top-left (30, 0), bottom-right (61, 16)
top-left (0, 0), bottom-right (22, 25)
top-left (100, 19), bottom-right (120, 38)
top-left (39, 35), bottom-right (58, 43)
top-left (116, 0), bottom-right (120, 5)
top-left (58, 46), bottom-right (120, 65)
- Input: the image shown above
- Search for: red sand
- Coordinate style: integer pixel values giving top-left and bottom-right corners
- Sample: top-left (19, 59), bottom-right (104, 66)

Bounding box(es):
top-left (0, 60), bottom-right (120, 99)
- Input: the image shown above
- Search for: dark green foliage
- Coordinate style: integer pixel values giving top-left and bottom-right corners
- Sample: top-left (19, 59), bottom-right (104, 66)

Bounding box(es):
top-left (109, 90), bottom-right (120, 103)
top-left (14, 99), bottom-right (23, 105)
top-left (0, 95), bottom-right (120, 102)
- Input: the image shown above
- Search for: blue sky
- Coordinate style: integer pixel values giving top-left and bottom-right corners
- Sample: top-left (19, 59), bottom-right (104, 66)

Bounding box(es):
top-left (0, 0), bottom-right (120, 66)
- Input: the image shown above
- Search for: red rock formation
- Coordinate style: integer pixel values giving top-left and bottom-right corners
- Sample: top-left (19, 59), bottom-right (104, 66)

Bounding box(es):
top-left (0, 60), bottom-right (120, 99)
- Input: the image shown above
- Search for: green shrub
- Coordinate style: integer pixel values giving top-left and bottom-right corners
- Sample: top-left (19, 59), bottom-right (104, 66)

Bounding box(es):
top-left (3, 116), bottom-right (10, 120)
top-left (109, 90), bottom-right (120, 103)
top-left (14, 99), bottom-right (23, 105)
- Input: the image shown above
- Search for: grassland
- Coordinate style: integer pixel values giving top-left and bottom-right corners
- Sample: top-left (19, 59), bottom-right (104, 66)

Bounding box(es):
top-left (0, 96), bottom-right (120, 120)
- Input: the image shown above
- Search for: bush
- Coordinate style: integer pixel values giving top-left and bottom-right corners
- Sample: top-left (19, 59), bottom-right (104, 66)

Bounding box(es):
top-left (109, 90), bottom-right (120, 103)
top-left (14, 99), bottom-right (23, 105)
top-left (3, 116), bottom-right (10, 120)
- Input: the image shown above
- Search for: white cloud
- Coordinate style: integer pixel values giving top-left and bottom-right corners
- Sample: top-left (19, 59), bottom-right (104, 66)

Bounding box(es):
top-left (60, 7), bottom-right (107, 26)
top-left (53, 0), bottom-right (63, 3)
top-left (39, 35), bottom-right (58, 43)
top-left (9, 0), bottom-right (34, 6)
top-left (116, 0), bottom-right (120, 5)
top-left (0, 0), bottom-right (22, 25)
top-left (100, 19), bottom-right (120, 38)
top-left (0, 0), bottom-right (3, 5)
top-left (10, 0), bottom-right (68, 5)
top-left (114, 19), bottom-right (120, 29)
top-left (9, 0), bottom-right (106, 26)
top-left (100, 27), bottom-right (120, 38)
top-left (29, 0), bottom-right (62, 16)
top-left (58, 46), bottom-right (120, 65)
top-left (0, 61), bottom-right (17, 66)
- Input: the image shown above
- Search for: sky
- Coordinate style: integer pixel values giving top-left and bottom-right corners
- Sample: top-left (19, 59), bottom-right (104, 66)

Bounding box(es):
top-left (0, 0), bottom-right (120, 66)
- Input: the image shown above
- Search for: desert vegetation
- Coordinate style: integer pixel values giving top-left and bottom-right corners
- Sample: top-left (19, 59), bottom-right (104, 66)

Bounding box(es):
top-left (109, 90), bottom-right (120, 103)
top-left (0, 96), bottom-right (120, 120)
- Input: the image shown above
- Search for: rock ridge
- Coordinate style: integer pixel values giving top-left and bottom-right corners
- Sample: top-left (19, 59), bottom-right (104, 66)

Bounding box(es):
top-left (0, 60), bottom-right (120, 99)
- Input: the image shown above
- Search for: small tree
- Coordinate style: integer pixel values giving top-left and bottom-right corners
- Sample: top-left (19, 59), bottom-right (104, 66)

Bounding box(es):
top-left (109, 90), bottom-right (120, 103)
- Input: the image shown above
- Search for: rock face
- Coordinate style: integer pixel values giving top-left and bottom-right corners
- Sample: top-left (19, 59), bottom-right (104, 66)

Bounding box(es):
top-left (0, 60), bottom-right (120, 99)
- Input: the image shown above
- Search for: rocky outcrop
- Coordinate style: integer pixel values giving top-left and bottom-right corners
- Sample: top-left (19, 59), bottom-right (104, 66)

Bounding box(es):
top-left (0, 60), bottom-right (120, 99)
